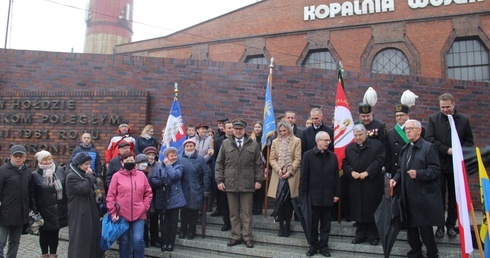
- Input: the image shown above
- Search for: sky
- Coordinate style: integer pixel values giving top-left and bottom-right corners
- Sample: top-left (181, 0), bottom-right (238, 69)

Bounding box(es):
top-left (0, 0), bottom-right (259, 53)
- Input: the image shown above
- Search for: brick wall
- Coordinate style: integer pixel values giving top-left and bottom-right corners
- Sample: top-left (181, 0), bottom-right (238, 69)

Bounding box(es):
top-left (1, 49), bottom-right (489, 208)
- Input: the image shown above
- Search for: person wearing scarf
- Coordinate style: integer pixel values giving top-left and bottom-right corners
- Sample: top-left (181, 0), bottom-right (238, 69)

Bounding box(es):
top-left (32, 150), bottom-right (68, 258)
top-left (135, 124), bottom-right (159, 155)
top-left (267, 121), bottom-right (301, 237)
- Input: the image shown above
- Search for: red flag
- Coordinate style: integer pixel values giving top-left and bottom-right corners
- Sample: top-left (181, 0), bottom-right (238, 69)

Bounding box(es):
top-left (333, 76), bottom-right (354, 170)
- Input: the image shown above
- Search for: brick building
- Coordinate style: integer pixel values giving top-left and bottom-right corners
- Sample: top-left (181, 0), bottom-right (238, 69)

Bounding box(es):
top-left (114, 0), bottom-right (490, 82)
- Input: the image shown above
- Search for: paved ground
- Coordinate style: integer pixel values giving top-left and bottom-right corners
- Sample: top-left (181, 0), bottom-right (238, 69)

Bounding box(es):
top-left (17, 233), bottom-right (119, 258)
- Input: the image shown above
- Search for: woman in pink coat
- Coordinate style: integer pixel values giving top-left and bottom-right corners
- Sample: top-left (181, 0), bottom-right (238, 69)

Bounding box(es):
top-left (106, 152), bottom-right (153, 258)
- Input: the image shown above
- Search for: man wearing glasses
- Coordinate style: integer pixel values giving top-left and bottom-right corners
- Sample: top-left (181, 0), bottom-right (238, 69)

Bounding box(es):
top-left (0, 145), bottom-right (33, 258)
top-left (385, 104), bottom-right (411, 179)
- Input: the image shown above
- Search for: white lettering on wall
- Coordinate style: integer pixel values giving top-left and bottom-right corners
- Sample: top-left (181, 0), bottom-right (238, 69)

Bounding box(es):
top-left (408, 0), bottom-right (484, 9)
top-left (304, 0), bottom-right (395, 20)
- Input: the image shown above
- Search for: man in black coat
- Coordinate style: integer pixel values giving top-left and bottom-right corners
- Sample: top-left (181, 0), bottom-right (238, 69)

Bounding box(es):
top-left (386, 104), bottom-right (411, 178)
top-left (357, 103), bottom-right (387, 145)
top-left (301, 108), bottom-right (334, 155)
top-left (285, 111), bottom-right (303, 139)
top-left (426, 93), bottom-right (474, 239)
top-left (391, 119), bottom-right (444, 258)
top-left (0, 145), bottom-right (32, 258)
top-left (300, 131), bottom-right (340, 257)
top-left (342, 124), bottom-right (385, 246)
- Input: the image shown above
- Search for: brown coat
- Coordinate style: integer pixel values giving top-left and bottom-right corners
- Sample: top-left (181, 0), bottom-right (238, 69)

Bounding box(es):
top-left (267, 135), bottom-right (301, 198)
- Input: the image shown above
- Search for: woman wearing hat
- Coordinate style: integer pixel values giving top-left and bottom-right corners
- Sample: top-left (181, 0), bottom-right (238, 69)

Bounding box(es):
top-left (178, 138), bottom-right (212, 240)
top-left (151, 147), bottom-right (185, 252)
top-left (32, 150), bottom-right (68, 258)
top-left (66, 152), bottom-right (101, 258)
top-left (106, 152), bottom-right (153, 258)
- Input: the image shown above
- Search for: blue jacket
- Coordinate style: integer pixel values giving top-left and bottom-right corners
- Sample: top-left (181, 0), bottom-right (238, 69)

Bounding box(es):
top-left (151, 161), bottom-right (185, 210)
top-left (70, 144), bottom-right (102, 177)
top-left (179, 152), bottom-right (211, 210)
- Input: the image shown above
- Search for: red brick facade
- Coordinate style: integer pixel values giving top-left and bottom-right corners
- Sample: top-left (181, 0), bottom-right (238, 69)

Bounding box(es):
top-left (0, 49), bottom-right (489, 207)
top-left (114, 0), bottom-right (490, 80)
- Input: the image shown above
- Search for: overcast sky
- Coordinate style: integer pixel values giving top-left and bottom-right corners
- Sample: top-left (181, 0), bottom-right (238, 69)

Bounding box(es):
top-left (0, 0), bottom-right (258, 53)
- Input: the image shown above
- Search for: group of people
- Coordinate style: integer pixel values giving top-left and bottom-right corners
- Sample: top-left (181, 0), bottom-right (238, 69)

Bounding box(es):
top-left (0, 92), bottom-right (473, 258)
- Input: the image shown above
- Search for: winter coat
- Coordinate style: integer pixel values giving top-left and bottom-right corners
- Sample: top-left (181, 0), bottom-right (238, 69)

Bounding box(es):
top-left (179, 152), bottom-right (212, 210)
top-left (343, 139), bottom-right (385, 222)
top-left (147, 161), bottom-right (162, 209)
top-left (426, 110), bottom-right (474, 173)
top-left (32, 165), bottom-right (68, 230)
top-left (70, 143), bottom-right (102, 176)
top-left (385, 127), bottom-right (409, 175)
top-left (301, 122), bottom-right (334, 154)
top-left (393, 138), bottom-right (444, 227)
top-left (267, 135), bottom-right (302, 199)
top-left (215, 135), bottom-right (264, 192)
top-left (0, 162), bottom-right (32, 226)
top-left (300, 147), bottom-right (340, 207)
top-left (104, 156), bottom-right (122, 192)
top-left (151, 161), bottom-right (186, 210)
top-left (135, 136), bottom-right (159, 155)
top-left (195, 134), bottom-right (213, 163)
top-left (65, 164), bottom-right (101, 258)
top-left (106, 168), bottom-right (152, 222)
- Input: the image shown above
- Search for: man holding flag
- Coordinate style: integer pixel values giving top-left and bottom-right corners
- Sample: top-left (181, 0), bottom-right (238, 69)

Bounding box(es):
top-left (426, 93), bottom-right (474, 239)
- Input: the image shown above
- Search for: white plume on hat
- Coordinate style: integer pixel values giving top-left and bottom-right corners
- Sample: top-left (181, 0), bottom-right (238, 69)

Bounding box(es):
top-left (363, 87), bottom-right (377, 107)
top-left (401, 90), bottom-right (418, 107)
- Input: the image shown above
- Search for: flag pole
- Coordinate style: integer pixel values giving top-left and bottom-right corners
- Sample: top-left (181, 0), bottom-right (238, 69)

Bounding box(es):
top-left (337, 61), bottom-right (343, 226)
top-left (174, 82), bottom-right (179, 100)
top-left (264, 57), bottom-right (274, 217)
top-left (469, 202), bottom-right (484, 257)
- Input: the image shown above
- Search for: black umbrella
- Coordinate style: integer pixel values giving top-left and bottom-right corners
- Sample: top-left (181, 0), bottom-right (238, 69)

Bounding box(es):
top-left (291, 193), bottom-right (312, 244)
top-left (464, 146), bottom-right (490, 175)
top-left (270, 178), bottom-right (290, 219)
top-left (374, 188), bottom-right (402, 258)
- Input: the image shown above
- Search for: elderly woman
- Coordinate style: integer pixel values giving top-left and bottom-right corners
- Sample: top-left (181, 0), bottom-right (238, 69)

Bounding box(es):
top-left (66, 152), bottom-right (101, 258)
top-left (151, 147), bottom-right (185, 252)
top-left (267, 121), bottom-right (302, 237)
top-left (106, 152), bottom-right (153, 258)
top-left (135, 124), bottom-right (159, 154)
top-left (32, 150), bottom-right (67, 258)
top-left (179, 138), bottom-right (212, 240)
top-left (343, 124), bottom-right (385, 246)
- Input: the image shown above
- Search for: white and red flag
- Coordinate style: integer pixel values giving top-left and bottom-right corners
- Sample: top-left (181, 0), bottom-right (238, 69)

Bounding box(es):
top-left (448, 114), bottom-right (473, 256)
top-left (333, 67), bottom-right (354, 170)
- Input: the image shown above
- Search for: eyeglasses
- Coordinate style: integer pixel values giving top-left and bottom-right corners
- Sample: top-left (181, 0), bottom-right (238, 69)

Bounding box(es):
top-left (405, 127), bottom-right (420, 131)
top-left (318, 139), bottom-right (331, 142)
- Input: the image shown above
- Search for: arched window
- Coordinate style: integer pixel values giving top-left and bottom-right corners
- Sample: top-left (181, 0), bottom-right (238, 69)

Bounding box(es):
top-left (371, 48), bottom-right (410, 75)
top-left (302, 49), bottom-right (336, 70)
top-left (447, 38), bottom-right (489, 82)
top-left (244, 55), bottom-right (267, 65)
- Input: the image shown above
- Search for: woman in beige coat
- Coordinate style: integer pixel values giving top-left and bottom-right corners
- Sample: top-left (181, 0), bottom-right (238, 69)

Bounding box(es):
top-left (267, 121), bottom-right (301, 237)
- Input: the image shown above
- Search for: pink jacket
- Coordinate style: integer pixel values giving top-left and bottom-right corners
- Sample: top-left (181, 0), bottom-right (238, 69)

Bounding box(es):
top-left (106, 168), bottom-right (153, 222)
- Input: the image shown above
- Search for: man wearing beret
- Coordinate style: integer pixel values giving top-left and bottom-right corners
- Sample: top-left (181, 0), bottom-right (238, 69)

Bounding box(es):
top-left (215, 119), bottom-right (264, 248)
top-left (0, 145), bottom-right (32, 258)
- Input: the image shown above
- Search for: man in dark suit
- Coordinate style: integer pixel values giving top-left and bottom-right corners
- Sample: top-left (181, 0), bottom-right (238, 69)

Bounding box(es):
top-left (301, 108), bottom-right (334, 154)
top-left (390, 119), bottom-right (444, 258)
top-left (426, 93), bottom-right (474, 239)
top-left (386, 104), bottom-right (411, 179)
top-left (285, 111), bottom-right (303, 139)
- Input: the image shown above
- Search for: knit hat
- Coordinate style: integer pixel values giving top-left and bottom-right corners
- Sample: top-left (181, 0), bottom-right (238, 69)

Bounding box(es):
top-left (143, 146), bottom-right (158, 155)
top-left (163, 147), bottom-right (178, 157)
top-left (10, 145), bottom-right (26, 155)
top-left (34, 150), bottom-right (52, 163)
top-left (118, 140), bottom-right (130, 149)
top-left (135, 154), bottom-right (149, 164)
top-left (183, 138), bottom-right (196, 147)
top-left (196, 123), bottom-right (209, 130)
top-left (72, 152), bottom-right (92, 167)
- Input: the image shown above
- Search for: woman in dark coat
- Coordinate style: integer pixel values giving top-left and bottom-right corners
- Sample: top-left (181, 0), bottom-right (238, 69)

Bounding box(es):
top-left (178, 138), bottom-right (211, 240)
top-left (65, 152), bottom-right (101, 258)
top-left (135, 124), bottom-right (159, 154)
top-left (151, 147), bottom-right (185, 252)
top-left (32, 150), bottom-right (68, 258)
top-left (343, 124), bottom-right (385, 246)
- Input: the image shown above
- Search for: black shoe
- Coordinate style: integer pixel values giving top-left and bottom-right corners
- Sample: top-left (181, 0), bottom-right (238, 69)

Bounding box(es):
top-left (161, 245), bottom-right (168, 252)
top-left (210, 211), bottom-right (222, 217)
top-left (283, 225), bottom-right (290, 237)
top-left (351, 238), bottom-right (366, 244)
top-left (221, 224), bottom-right (231, 231)
top-left (306, 248), bottom-right (317, 256)
top-left (179, 232), bottom-right (186, 239)
top-left (435, 227), bottom-right (444, 239)
top-left (151, 241), bottom-right (162, 248)
top-left (369, 239), bottom-right (379, 245)
top-left (447, 227), bottom-right (457, 238)
top-left (320, 249), bottom-right (331, 257)
top-left (278, 223), bottom-right (284, 237)
top-left (168, 245), bottom-right (174, 252)
top-left (188, 232), bottom-right (195, 240)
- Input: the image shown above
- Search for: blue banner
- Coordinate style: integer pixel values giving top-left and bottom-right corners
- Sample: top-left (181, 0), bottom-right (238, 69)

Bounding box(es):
top-left (261, 74), bottom-right (276, 150)
top-left (159, 99), bottom-right (186, 161)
